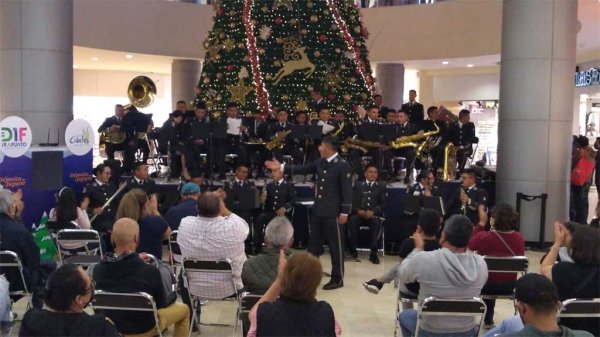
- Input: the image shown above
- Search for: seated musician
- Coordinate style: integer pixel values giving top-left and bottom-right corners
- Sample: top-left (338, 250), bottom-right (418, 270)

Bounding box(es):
top-left (306, 106), bottom-right (337, 162)
top-left (185, 102), bottom-right (210, 179)
top-left (265, 109), bottom-right (295, 162)
top-left (385, 109), bottom-right (397, 125)
top-left (123, 161), bottom-right (158, 198)
top-left (218, 102), bottom-right (249, 179)
top-left (349, 105), bottom-right (382, 180)
top-left (333, 110), bottom-right (355, 142)
top-left (253, 168), bottom-right (296, 254)
top-left (444, 109), bottom-right (478, 173)
top-left (159, 110), bottom-right (188, 180)
top-left (80, 164), bottom-right (117, 234)
top-left (447, 168), bottom-right (488, 224)
top-left (384, 110), bottom-right (419, 183)
top-left (408, 170), bottom-right (439, 197)
top-left (346, 163), bottom-right (386, 264)
top-left (224, 164), bottom-right (257, 253)
top-left (98, 104), bottom-right (125, 160)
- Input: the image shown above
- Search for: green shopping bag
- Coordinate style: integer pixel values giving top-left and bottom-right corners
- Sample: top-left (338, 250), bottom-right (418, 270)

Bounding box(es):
top-left (33, 212), bottom-right (58, 261)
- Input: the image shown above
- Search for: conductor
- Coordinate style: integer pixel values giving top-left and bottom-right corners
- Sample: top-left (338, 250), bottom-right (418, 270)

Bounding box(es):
top-left (265, 136), bottom-right (352, 290)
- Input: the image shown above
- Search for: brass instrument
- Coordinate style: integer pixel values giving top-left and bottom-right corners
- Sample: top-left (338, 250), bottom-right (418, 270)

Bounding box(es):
top-left (341, 136), bottom-right (387, 154)
top-left (415, 123), bottom-right (440, 157)
top-left (265, 129), bottom-right (292, 150)
top-left (124, 76), bottom-right (156, 141)
top-left (388, 131), bottom-right (427, 149)
top-left (441, 143), bottom-right (458, 181)
top-left (100, 128), bottom-right (126, 144)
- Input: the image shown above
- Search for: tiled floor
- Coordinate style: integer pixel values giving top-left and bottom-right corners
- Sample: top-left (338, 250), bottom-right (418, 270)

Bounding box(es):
top-left (8, 249), bottom-right (545, 337)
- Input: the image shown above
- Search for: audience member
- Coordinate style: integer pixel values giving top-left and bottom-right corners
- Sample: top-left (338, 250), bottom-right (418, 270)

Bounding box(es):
top-left (92, 218), bottom-right (189, 337)
top-left (397, 214), bottom-right (488, 337)
top-left (468, 203), bottom-right (525, 326)
top-left (178, 191), bottom-right (249, 319)
top-left (48, 187), bottom-right (91, 250)
top-left (570, 135), bottom-right (595, 224)
top-left (0, 189), bottom-right (42, 307)
top-left (541, 222), bottom-right (600, 334)
top-left (363, 209), bottom-right (441, 297)
top-left (247, 251), bottom-right (342, 337)
top-left (116, 188), bottom-right (170, 259)
top-left (242, 216), bottom-right (294, 294)
top-left (483, 274), bottom-right (593, 337)
top-left (19, 264), bottom-right (119, 337)
top-left (164, 182), bottom-right (200, 231)
top-left (0, 275), bottom-right (11, 334)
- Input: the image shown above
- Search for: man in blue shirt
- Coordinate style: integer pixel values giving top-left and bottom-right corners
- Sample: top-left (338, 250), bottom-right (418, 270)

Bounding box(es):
top-left (165, 183), bottom-right (200, 231)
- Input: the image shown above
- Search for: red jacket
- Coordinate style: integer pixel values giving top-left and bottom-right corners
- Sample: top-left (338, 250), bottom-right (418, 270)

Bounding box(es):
top-left (468, 226), bottom-right (525, 283)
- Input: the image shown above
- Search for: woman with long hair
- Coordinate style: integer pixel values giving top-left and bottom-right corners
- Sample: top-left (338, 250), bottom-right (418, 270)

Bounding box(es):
top-left (116, 189), bottom-right (170, 259)
top-left (49, 187), bottom-right (91, 250)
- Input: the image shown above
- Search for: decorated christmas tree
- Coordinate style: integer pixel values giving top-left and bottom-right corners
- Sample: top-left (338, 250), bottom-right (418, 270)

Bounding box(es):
top-left (195, 0), bottom-right (375, 120)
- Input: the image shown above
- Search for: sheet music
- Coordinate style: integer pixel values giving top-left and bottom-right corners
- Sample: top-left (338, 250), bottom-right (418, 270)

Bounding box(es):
top-left (317, 121), bottom-right (334, 134)
top-left (226, 118), bottom-right (242, 135)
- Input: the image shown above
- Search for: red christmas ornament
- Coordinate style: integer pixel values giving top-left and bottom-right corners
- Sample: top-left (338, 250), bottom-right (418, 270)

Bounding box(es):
top-left (275, 17), bottom-right (283, 25)
top-left (319, 34), bottom-right (328, 42)
top-left (226, 64), bottom-right (234, 72)
top-left (217, 9), bottom-right (224, 15)
top-left (327, 93), bottom-right (335, 101)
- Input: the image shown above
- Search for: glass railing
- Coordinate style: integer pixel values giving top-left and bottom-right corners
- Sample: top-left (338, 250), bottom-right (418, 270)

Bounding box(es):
top-left (190, 0), bottom-right (445, 6)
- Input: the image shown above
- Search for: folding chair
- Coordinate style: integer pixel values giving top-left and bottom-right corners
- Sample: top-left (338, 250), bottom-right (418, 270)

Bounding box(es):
top-left (92, 290), bottom-right (164, 337)
top-left (56, 229), bottom-right (104, 267)
top-left (181, 258), bottom-right (241, 337)
top-left (239, 293), bottom-right (262, 337)
top-left (394, 290), bottom-right (418, 337)
top-left (481, 256), bottom-right (528, 303)
top-left (558, 298), bottom-right (600, 335)
top-left (358, 216), bottom-right (386, 256)
top-left (168, 230), bottom-right (181, 275)
top-left (415, 297), bottom-right (486, 337)
top-left (0, 250), bottom-right (33, 309)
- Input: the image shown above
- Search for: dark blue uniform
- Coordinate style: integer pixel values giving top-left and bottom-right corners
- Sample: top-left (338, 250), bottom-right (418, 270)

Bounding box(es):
top-left (347, 180), bottom-right (386, 258)
top-left (253, 180), bottom-right (296, 252)
top-left (98, 116), bottom-right (125, 160)
top-left (82, 180), bottom-right (117, 233)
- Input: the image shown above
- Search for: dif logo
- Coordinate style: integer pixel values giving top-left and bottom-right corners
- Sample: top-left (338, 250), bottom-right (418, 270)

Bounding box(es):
top-left (0, 116), bottom-right (32, 158)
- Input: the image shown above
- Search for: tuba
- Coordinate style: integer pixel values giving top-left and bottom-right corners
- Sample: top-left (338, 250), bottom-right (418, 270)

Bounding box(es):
top-left (440, 143), bottom-right (458, 181)
top-left (124, 76), bottom-right (157, 140)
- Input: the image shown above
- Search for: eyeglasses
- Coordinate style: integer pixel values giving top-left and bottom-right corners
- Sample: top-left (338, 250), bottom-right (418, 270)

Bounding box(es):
top-left (85, 279), bottom-right (96, 295)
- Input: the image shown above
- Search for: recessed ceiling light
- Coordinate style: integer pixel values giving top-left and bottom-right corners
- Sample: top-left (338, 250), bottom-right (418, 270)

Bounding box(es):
top-left (73, 65), bottom-right (77, 69)
top-left (442, 61), bottom-right (449, 65)
top-left (91, 57), bottom-right (99, 61)
top-left (125, 54), bottom-right (133, 59)
top-left (466, 64), bottom-right (474, 68)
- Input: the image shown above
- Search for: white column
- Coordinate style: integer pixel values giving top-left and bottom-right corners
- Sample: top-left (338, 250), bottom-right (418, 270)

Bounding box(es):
top-left (497, 0), bottom-right (578, 242)
top-left (171, 59), bottom-right (202, 109)
top-left (0, 0), bottom-right (73, 145)
top-left (375, 63), bottom-right (404, 110)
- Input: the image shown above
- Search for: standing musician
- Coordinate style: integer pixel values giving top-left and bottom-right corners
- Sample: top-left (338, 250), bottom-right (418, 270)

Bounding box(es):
top-left (346, 163), bottom-right (386, 264)
top-left (385, 110), bottom-right (419, 183)
top-left (224, 164), bottom-right (257, 254)
top-left (254, 168), bottom-right (296, 254)
top-left (311, 89), bottom-right (328, 113)
top-left (185, 103), bottom-right (211, 178)
top-left (122, 161), bottom-right (158, 198)
top-left (349, 105), bottom-right (382, 180)
top-left (159, 110), bottom-right (188, 180)
top-left (265, 109), bottom-right (296, 162)
top-left (448, 168), bottom-right (487, 224)
top-left (98, 104), bottom-right (126, 160)
top-left (333, 110), bottom-right (355, 141)
top-left (218, 102), bottom-right (249, 179)
top-left (444, 109), bottom-right (478, 173)
top-left (265, 136), bottom-right (353, 290)
top-left (401, 89), bottom-right (425, 128)
top-left (80, 164), bottom-right (118, 234)
top-left (120, 106), bottom-right (152, 174)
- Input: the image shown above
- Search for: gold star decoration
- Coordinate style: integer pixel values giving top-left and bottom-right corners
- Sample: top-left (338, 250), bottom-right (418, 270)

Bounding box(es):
top-left (223, 38), bottom-right (235, 52)
top-left (273, 0), bottom-right (293, 10)
top-left (206, 43), bottom-right (223, 62)
top-left (296, 98), bottom-right (308, 111)
top-left (226, 78), bottom-right (254, 106)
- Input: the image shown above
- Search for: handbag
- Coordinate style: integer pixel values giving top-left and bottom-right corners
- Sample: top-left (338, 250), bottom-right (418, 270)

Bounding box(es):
top-left (571, 157), bottom-right (595, 186)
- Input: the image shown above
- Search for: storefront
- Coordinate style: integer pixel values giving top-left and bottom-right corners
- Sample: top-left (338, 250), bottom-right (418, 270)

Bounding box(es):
top-left (574, 61), bottom-right (600, 137)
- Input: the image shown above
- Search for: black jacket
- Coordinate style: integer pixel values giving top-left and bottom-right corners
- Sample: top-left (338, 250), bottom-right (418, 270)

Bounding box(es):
top-left (395, 122), bottom-right (419, 138)
top-left (401, 102), bottom-right (424, 126)
top-left (224, 179), bottom-right (257, 212)
top-left (334, 121), bottom-right (355, 141)
top-left (352, 180), bottom-right (385, 216)
top-left (263, 180), bottom-right (296, 213)
top-left (19, 308), bottom-right (119, 337)
top-left (122, 176), bottom-right (158, 196)
top-left (98, 116), bottom-right (121, 134)
top-left (447, 185), bottom-right (488, 224)
top-left (159, 119), bottom-right (185, 154)
top-left (92, 253), bottom-right (167, 335)
top-left (284, 154), bottom-right (352, 217)
top-left (121, 109), bottom-right (152, 142)
top-left (0, 214), bottom-right (40, 292)
top-left (444, 122), bottom-right (477, 148)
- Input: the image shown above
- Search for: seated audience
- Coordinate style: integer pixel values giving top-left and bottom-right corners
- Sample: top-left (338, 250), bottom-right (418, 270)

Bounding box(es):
top-left (116, 188), bottom-right (170, 259)
top-left (363, 209), bottom-right (441, 297)
top-left (164, 182), bottom-right (200, 231)
top-left (178, 191), bottom-right (248, 318)
top-left (468, 203), bottom-right (525, 326)
top-left (541, 222), bottom-right (600, 334)
top-left (247, 251), bottom-right (342, 337)
top-left (48, 187), bottom-right (91, 250)
top-left (92, 218), bottom-right (189, 337)
top-left (0, 275), bottom-right (11, 334)
top-left (397, 214), bottom-right (488, 337)
top-left (483, 274), bottom-right (593, 337)
top-left (242, 216), bottom-right (294, 294)
top-left (19, 263), bottom-right (119, 337)
top-left (0, 189), bottom-right (42, 307)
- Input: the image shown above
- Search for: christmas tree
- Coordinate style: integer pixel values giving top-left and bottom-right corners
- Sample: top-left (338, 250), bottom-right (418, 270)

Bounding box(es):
top-left (196, 0), bottom-right (375, 120)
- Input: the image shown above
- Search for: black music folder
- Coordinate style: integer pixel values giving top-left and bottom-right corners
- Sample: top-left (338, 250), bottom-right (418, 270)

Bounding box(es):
top-left (237, 188), bottom-right (261, 209)
top-left (210, 120), bottom-right (227, 139)
top-left (361, 124), bottom-right (382, 142)
top-left (402, 194), bottom-right (421, 215)
top-left (383, 124), bottom-right (399, 142)
top-left (307, 125), bottom-right (323, 140)
top-left (290, 125), bottom-right (308, 140)
top-left (422, 196), bottom-right (445, 216)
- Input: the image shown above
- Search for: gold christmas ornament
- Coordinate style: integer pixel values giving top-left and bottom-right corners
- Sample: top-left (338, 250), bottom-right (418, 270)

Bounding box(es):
top-left (273, 0), bottom-right (293, 10)
top-left (226, 78), bottom-right (254, 106)
top-left (216, 54), bottom-right (222, 60)
top-left (216, 95), bottom-right (222, 102)
top-left (229, 22), bottom-right (236, 28)
top-left (350, 14), bottom-right (356, 20)
top-left (290, 18), bottom-right (298, 26)
top-left (296, 98), bottom-right (308, 111)
top-left (323, 9), bottom-right (330, 15)
top-left (349, 77), bottom-right (356, 83)
top-left (300, 28), bottom-right (308, 35)
top-left (282, 95), bottom-right (290, 101)
top-left (203, 77), bottom-right (211, 84)
top-left (356, 41), bottom-right (362, 46)
top-left (229, 10), bottom-right (235, 16)
top-left (243, 55), bottom-right (250, 62)
top-left (310, 15), bottom-right (318, 23)
top-left (216, 73), bottom-right (223, 79)
top-left (313, 50), bottom-right (321, 57)
top-left (270, 42), bottom-right (316, 85)
top-left (340, 64), bottom-right (347, 70)
top-left (343, 94), bottom-right (351, 102)
top-left (206, 43), bottom-right (223, 62)
top-left (259, 48), bottom-right (266, 55)
top-left (223, 38), bottom-right (235, 51)
top-left (274, 60), bottom-right (282, 67)
top-left (261, 6), bottom-right (269, 13)
top-left (353, 26), bottom-right (361, 34)
top-left (307, 1), bottom-right (314, 8)
top-left (218, 32), bottom-right (226, 39)
top-left (335, 48), bottom-right (341, 53)
top-left (361, 93), bottom-right (368, 100)
top-left (238, 42), bottom-right (246, 49)
top-left (276, 38), bottom-right (284, 45)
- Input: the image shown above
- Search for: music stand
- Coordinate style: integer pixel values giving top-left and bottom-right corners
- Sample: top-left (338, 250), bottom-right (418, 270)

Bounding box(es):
top-left (361, 124), bottom-right (381, 142)
top-left (242, 116), bottom-right (256, 137)
top-left (208, 121), bottom-right (227, 181)
top-left (382, 124), bottom-right (399, 143)
top-left (422, 196), bottom-right (445, 216)
top-left (307, 125), bottom-right (323, 140)
top-left (401, 194), bottom-right (420, 215)
top-left (237, 188), bottom-right (261, 209)
top-left (290, 125), bottom-right (308, 140)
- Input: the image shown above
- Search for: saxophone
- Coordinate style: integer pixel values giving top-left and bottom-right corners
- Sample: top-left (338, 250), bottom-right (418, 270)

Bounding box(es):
top-left (265, 129), bottom-right (292, 150)
top-left (388, 123), bottom-right (439, 150)
top-left (341, 136), bottom-right (386, 154)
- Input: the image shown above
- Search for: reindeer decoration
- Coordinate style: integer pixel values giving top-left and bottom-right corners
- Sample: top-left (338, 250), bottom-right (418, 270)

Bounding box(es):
top-left (270, 39), bottom-right (316, 85)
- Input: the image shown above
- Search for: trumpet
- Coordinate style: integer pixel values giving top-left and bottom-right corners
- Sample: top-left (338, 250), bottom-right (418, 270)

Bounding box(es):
top-left (265, 129), bottom-right (292, 150)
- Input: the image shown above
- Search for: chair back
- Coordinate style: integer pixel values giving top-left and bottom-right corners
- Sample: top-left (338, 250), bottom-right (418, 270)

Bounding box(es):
top-left (181, 258), bottom-right (237, 300)
top-left (56, 229), bottom-right (103, 259)
top-left (415, 297), bottom-right (486, 337)
top-left (239, 293), bottom-right (262, 337)
top-left (558, 298), bottom-right (600, 335)
top-left (92, 290), bottom-right (163, 337)
top-left (483, 256), bottom-right (528, 274)
top-left (168, 230), bottom-right (181, 267)
top-left (0, 250), bottom-right (33, 308)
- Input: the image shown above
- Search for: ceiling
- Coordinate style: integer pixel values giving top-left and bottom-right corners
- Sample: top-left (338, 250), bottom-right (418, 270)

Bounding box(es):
top-left (73, 46), bottom-right (187, 74)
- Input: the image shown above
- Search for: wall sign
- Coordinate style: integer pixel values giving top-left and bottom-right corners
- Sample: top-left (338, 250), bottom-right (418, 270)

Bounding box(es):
top-left (575, 67), bottom-right (600, 87)
top-left (0, 116), bottom-right (32, 158)
top-left (65, 119), bottom-right (94, 156)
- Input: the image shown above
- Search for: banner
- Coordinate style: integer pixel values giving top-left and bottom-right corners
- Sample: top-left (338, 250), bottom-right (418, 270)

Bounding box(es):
top-left (65, 119), bottom-right (94, 156)
top-left (0, 116), bottom-right (32, 158)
